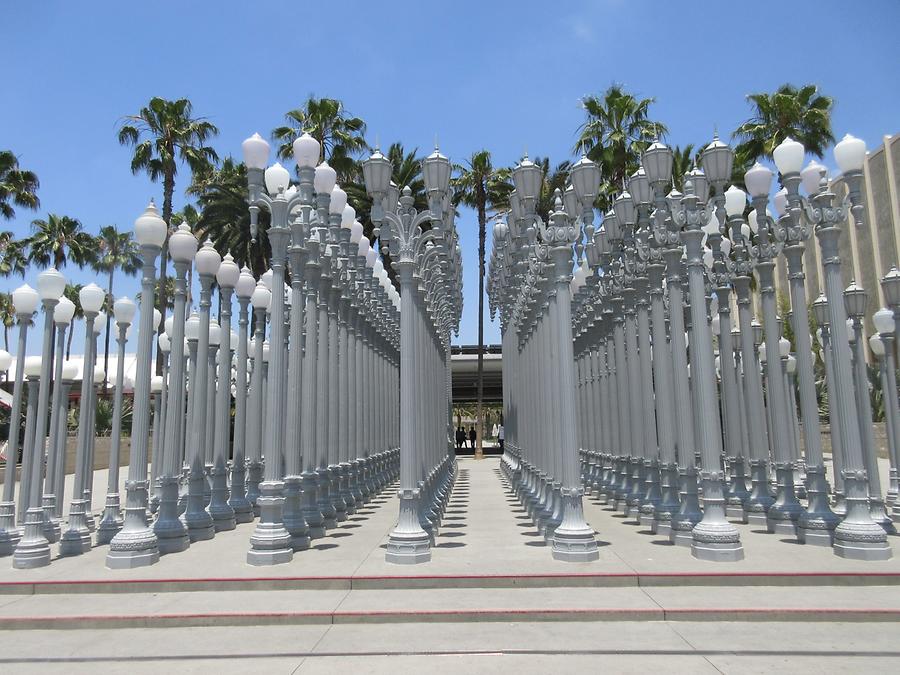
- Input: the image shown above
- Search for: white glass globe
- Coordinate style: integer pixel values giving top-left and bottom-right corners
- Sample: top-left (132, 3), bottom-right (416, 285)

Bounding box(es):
top-left (185, 312), bottom-right (200, 341)
top-left (773, 137), bottom-right (805, 175)
top-left (113, 296), bottom-right (137, 324)
top-left (169, 223), bottom-right (198, 263)
top-left (341, 204), bottom-right (356, 229)
top-left (834, 134), bottom-right (866, 173)
top-left (873, 307), bottom-right (895, 335)
top-left (251, 280), bottom-right (271, 310)
top-left (314, 162), bottom-right (337, 195)
top-left (264, 162), bottom-right (290, 196)
top-left (869, 334), bottom-right (885, 357)
top-left (24, 356), bottom-right (42, 378)
top-left (744, 162), bottom-right (773, 198)
top-left (0, 350), bottom-right (11, 372)
top-left (801, 160), bottom-right (826, 195)
top-left (12, 284), bottom-right (40, 315)
top-left (292, 133), bottom-right (320, 169)
top-left (54, 296), bottom-right (76, 325)
top-left (350, 220), bottom-right (364, 244)
top-left (242, 132), bottom-right (270, 170)
top-left (37, 267), bottom-right (67, 301)
top-left (134, 201), bottom-right (168, 247)
top-left (235, 266), bottom-right (256, 300)
top-left (724, 186), bottom-right (746, 217)
top-left (79, 283), bottom-right (106, 314)
top-left (216, 252), bottom-right (240, 288)
top-left (60, 360), bottom-right (78, 381)
top-left (195, 239), bottom-right (222, 276)
top-left (329, 185), bottom-right (348, 215)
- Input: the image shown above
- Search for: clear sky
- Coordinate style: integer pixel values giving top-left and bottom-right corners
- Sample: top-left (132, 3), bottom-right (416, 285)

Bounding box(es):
top-left (2, 0), bottom-right (898, 357)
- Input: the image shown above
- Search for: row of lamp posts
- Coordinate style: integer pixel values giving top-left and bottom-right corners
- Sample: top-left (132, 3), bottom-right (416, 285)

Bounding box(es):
top-left (496, 132), bottom-right (897, 562)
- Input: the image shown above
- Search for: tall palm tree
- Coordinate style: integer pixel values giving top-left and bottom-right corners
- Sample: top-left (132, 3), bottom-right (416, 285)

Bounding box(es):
top-left (117, 97), bottom-right (219, 371)
top-left (272, 97), bottom-right (367, 181)
top-left (189, 157), bottom-right (272, 279)
top-left (574, 84), bottom-right (667, 209)
top-left (0, 292), bottom-right (14, 350)
top-left (63, 283), bottom-right (83, 359)
top-left (91, 225), bottom-right (141, 388)
top-left (27, 214), bottom-right (95, 269)
top-left (732, 84), bottom-right (835, 170)
top-left (0, 150), bottom-right (40, 220)
top-left (0, 231), bottom-right (28, 277)
top-left (452, 150), bottom-right (512, 459)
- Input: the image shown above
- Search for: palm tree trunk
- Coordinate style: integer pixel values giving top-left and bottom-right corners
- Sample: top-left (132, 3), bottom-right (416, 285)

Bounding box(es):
top-left (103, 268), bottom-right (114, 397)
top-left (475, 193), bottom-right (486, 460)
top-left (66, 323), bottom-right (73, 360)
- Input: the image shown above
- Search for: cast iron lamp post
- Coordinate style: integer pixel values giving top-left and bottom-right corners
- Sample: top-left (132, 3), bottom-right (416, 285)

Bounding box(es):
top-left (806, 134), bottom-right (891, 559)
top-left (228, 265), bottom-right (257, 523)
top-left (40, 295), bottom-right (76, 541)
top-left (96, 295), bottom-right (137, 545)
top-left (872, 307), bottom-right (900, 511)
top-left (209, 252), bottom-right (239, 531)
top-left (60, 283), bottom-right (106, 556)
top-left (106, 202), bottom-right (167, 568)
top-left (154, 223), bottom-right (196, 553)
top-left (13, 267), bottom-right (66, 568)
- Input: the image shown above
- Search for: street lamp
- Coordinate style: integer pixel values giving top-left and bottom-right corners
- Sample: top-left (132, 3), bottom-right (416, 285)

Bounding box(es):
top-left (873, 306), bottom-right (900, 511)
top-left (106, 201), bottom-right (167, 569)
top-left (97, 295), bottom-right (136, 545)
top-left (13, 267), bottom-right (65, 568)
top-left (60, 282), bottom-right (106, 557)
top-left (229, 265), bottom-right (256, 523)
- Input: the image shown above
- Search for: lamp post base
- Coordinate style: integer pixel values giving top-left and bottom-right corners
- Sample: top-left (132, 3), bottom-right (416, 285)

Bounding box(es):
top-left (247, 482), bottom-right (293, 566)
top-left (12, 508), bottom-right (51, 569)
top-left (385, 531), bottom-right (432, 565)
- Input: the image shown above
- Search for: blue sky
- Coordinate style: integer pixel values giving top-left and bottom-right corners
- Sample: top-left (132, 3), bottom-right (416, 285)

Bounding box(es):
top-left (2, 0), bottom-right (899, 357)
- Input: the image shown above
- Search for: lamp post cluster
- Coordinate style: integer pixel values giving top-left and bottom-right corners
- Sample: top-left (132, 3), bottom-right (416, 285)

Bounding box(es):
top-left (2, 130), bottom-right (409, 569)
top-left (492, 156), bottom-right (601, 562)
top-left (496, 132), bottom-right (895, 563)
top-left (361, 144), bottom-right (462, 565)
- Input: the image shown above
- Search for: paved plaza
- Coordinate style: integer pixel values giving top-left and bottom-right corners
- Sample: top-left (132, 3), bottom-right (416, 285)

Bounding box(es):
top-left (1, 458), bottom-right (898, 672)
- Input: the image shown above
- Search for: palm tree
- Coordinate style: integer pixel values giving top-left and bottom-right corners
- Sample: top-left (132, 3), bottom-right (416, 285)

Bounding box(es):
top-left (0, 292), bottom-right (14, 350)
top-left (452, 150), bottom-right (512, 459)
top-left (91, 225), bottom-right (141, 388)
top-left (272, 97), bottom-right (367, 181)
top-left (63, 283), bottom-right (83, 359)
top-left (0, 231), bottom-right (28, 277)
top-left (574, 84), bottom-right (667, 209)
top-left (732, 84), bottom-right (835, 170)
top-left (534, 157), bottom-right (571, 221)
top-left (117, 97), bottom-right (219, 371)
top-left (189, 157), bottom-right (272, 279)
top-left (670, 144), bottom-right (696, 192)
top-left (0, 150), bottom-right (40, 220)
top-left (27, 214), bottom-right (95, 269)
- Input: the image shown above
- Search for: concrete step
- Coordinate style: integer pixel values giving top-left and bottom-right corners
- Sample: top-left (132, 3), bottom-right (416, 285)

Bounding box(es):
top-left (2, 570), bottom-right (898, 595)
top-left (0, 584), bottom-right (897, 628)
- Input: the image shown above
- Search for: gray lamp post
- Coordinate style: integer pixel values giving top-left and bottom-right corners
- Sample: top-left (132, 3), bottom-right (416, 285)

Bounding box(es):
top-left (675, 172), bottom-right (744, 562)
top-left (366, 142), bottom-right (453, 564)
top-left (60, 283), bottom-right (105, 556)
top-left (229, 265), bottom-right (256, 523)
top-left (39, 295), bottom-right (75, 543)
top-left (246, 282), bottom-right (270, 514)
top-left (808, 133), bottom-right (891, 559)
top-left (880, 265), bottom-right (900, 510)
top-left (96, 295), bottom-right (136, 545)
top-left (106, 202), bottom-right (167, 568)
top-left (844, 283), bottom-right (893, 533)
top-left (209, 252), bottom-right (239, 531)
top-left (182, 239), bottom-right (220, 543)
top-left (872, 307), bottom-right (900, 512)
top-left (154, 223), bottom-right (196, 553)
top-left (13, 268), bottom-right (65, 568)
top-left (745, 162), bottom-right (804, 537)
top-left (812, 294), bottom-right (846, 513)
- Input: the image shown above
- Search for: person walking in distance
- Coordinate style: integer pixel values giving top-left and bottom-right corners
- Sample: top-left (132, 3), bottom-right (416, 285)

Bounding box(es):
top-left (498, 424), bottom-right (504, 452)
top-left (468, 426), bottom-right (477, 450)
top-left (455, 426), bottom-right (466, 452)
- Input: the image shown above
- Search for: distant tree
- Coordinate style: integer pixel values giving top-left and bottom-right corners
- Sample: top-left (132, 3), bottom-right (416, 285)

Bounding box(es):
top-left (272, 97), bottom-right (367, 182)
top-left (732, 84), bottom-right (834, 171)
top-left (452, 150), bottom-right (512, 459)
top-left (0, 231), bottom-right (28, 277)
top-left (0, 150), bottom-right (40, 220)
top-left (27, 214), bottom-right (95, 269)
top-left (575, 85), bottom-right (667, 209)
top-left (91, 225), bottom-right (141, 388)
top-left (117, 96), bottom-right (219, 371)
